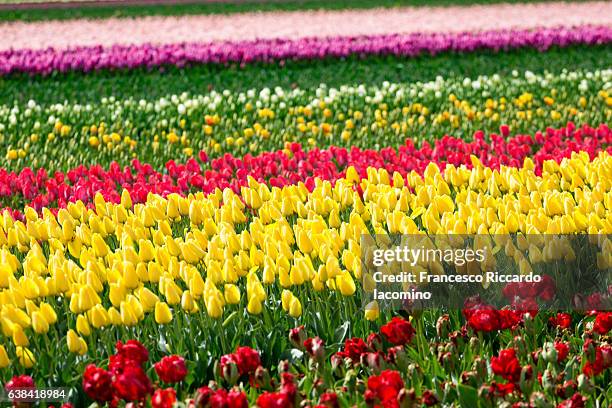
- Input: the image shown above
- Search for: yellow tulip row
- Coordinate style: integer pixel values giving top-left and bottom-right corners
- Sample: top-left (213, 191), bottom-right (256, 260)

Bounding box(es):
top-left (0, 151), bottom-right (611, 367)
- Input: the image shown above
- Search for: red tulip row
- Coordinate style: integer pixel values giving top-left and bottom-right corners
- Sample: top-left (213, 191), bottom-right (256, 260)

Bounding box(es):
top-left (1, 122), bottom-right (609, 216)
top-left (5, 310), bottom-right (612, 407)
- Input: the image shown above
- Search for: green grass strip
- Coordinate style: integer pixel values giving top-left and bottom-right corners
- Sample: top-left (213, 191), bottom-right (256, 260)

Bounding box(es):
top-left (1, 64), bottom-right (610, 173)
top-left (0, 0), bottom-right (576, 22)
top-left (2, 45), bottom-right (610, 106)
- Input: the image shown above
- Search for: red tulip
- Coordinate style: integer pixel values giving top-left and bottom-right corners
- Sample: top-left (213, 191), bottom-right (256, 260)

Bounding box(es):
top-left (554, 342), bottom-right (570, 363)
top-left (593, 312), bottom-right (612, 335)
top-left (380, 317), bottom-right (415, 346)
top-left (234, 346), bottom-right (261, 376)
top-left (115, 340), bottom-right (149, 366)
top-left (491, 348), bottom-right (521, 383)
top-left (549, 313), bottom-right (572, 329)
top-left (112, 365), bottom-right (152, 402)
top-left (154, 355), bottom-right (188, 383)
top-left (151, 388), bottom-right (176, 408)
top-left (82, 364), bottom-right (113, 402)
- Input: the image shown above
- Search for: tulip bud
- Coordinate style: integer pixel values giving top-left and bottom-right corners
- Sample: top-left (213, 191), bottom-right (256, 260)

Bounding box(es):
top-left (541, 369), bottom-right (555, 392)
top-left (181, 291), bottom-right (196, 312)
top-left (364, 301), bottom-right (380, 321)
top-left (343, 369), bottom-right (357, 391)
top-left (436, 314), bottom-right (451, 338)
top-left (577, 374), bottom-right (594, 393)
top-left (519, 365), bottom-right (534, 395)
top-left (120, 189), bottom-right (132, 209)
top-left (500, 124), bottom-right (510, 137)
top-left (246, 296), bottom-right (262, 315)
top-left (361, 352), bottom-right (383, 374)
top-left (460, 371), bottom-right (477, 387)
top-left (541, 342), bottom-right (558, 364)
top-left (220, 358), bottom-right (239, 385)
top-left (473, 357), bottom-right (487, 381)
top-left (513, 335), bottom-right (527, 358)
top-left (313, 377), bottom-right (326, 394)
top-left (469, 336), bottom-right (480, 350)
top-left (477, 385), bottom-right (493, 405)
top-left (330, 353), bottom-right (344, 377)
top-left (253, 366), bottom-right (272, 390)
top-left (523, 312), bottom-right (535, 336)
top-left (421, 389), bottom-right (438, 407)
top-left (407, 363), bottom-right (423, 383)
top-left (364, 389), bottom-right (376, 407)
top-left (449, 330), bottom-right (466, 348)
top-left (304, 337), bottom-right (325, 364)
top-left (398, 388), bottom-right (418, 408)
top-left (530, 392), bottom-right (553, 408)
top-left (367, 333), bottom-right (383, 352)
top-left (555, 379), bottom-right (576, 399)
top-left (439, 351), bottom-right (455, 372)
top-left (582, 338), bottom-right (596, 362)
top-left (289, 326), bottom-right (307, 349)
top-left (194, 385), bottom-right (214, 407)
top-left (278, 360), bottom-right (291, 373)
top-left (387, 346), bottom-right (409, 371)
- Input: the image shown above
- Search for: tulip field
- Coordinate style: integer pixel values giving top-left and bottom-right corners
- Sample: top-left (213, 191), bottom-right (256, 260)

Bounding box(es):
top-left (0, 0), bottom-right (611, 407)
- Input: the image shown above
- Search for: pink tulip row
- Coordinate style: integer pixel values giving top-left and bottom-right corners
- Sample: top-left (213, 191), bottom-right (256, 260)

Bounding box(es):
top-left (1, 25), bottom-right (610, 76)
top-left (1, 1), bottom-right (610, 51)
top-left (1, 122), bottom-right (609, 217)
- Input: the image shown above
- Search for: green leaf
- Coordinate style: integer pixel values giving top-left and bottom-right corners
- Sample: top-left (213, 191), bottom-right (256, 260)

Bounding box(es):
top-left (457, 384), bottom-right (479, 408)
top-left (334, 321), bottom-right (350, 345)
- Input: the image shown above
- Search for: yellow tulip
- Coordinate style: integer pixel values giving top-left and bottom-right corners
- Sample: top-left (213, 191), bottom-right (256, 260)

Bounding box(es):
top-left (121, 189), bottom-right (132, 208)
top-left (31, 311), bottom-right (49, 334)
top-left (0, 344), bottom-right (9, 368)
top-left (76, 314), bottom-right (91, 336)
top-left (139, 240), bottom-right (155, 262)
top-left (16, 347), bottom-right (35, 368)
top-left (164, 280), bottom-right (182, 305)
top-left (247, 296), bottom-right (262, 315)
top-left (92, 234), bottom-right (109, 258)
top-left (155, 301), bottom-right (173, 324)
top-left (364, 301), bottom-right (380, 321)
top-left (289, 297), bottom-right (302, 318)
top-left (89, 305), bottom-right (109, 328)
top-left (138, 287), bottom-right (160, 312)
top-left (224, 284), bottom-right (241, 304)
top-left (107, 307), bottom-right (121, 325)
top-left (206, 296), bottom-right (224, 319)
top-left (12, 326), bottom-right (29, 347)
top-left (120, 302), bottom-right (138, 326)
top-left (78, 286), bottom-right (101, 312)
top-left (4, 306), bottom-right (30, 327)
top-left (109, 283), bottom-right (126, 308)
top-left (67, 329), bottom-right (86, 355)
top-left (336, 272), bottom-right (356, 296)
top-left (281, 290), bottom-right (293, 312)
top-left (122, 264), bottom-right (139, 289)
top-left (181, 291), bottom-right (197, 312)
top-left (78, 337), bottom-right (88, 355)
